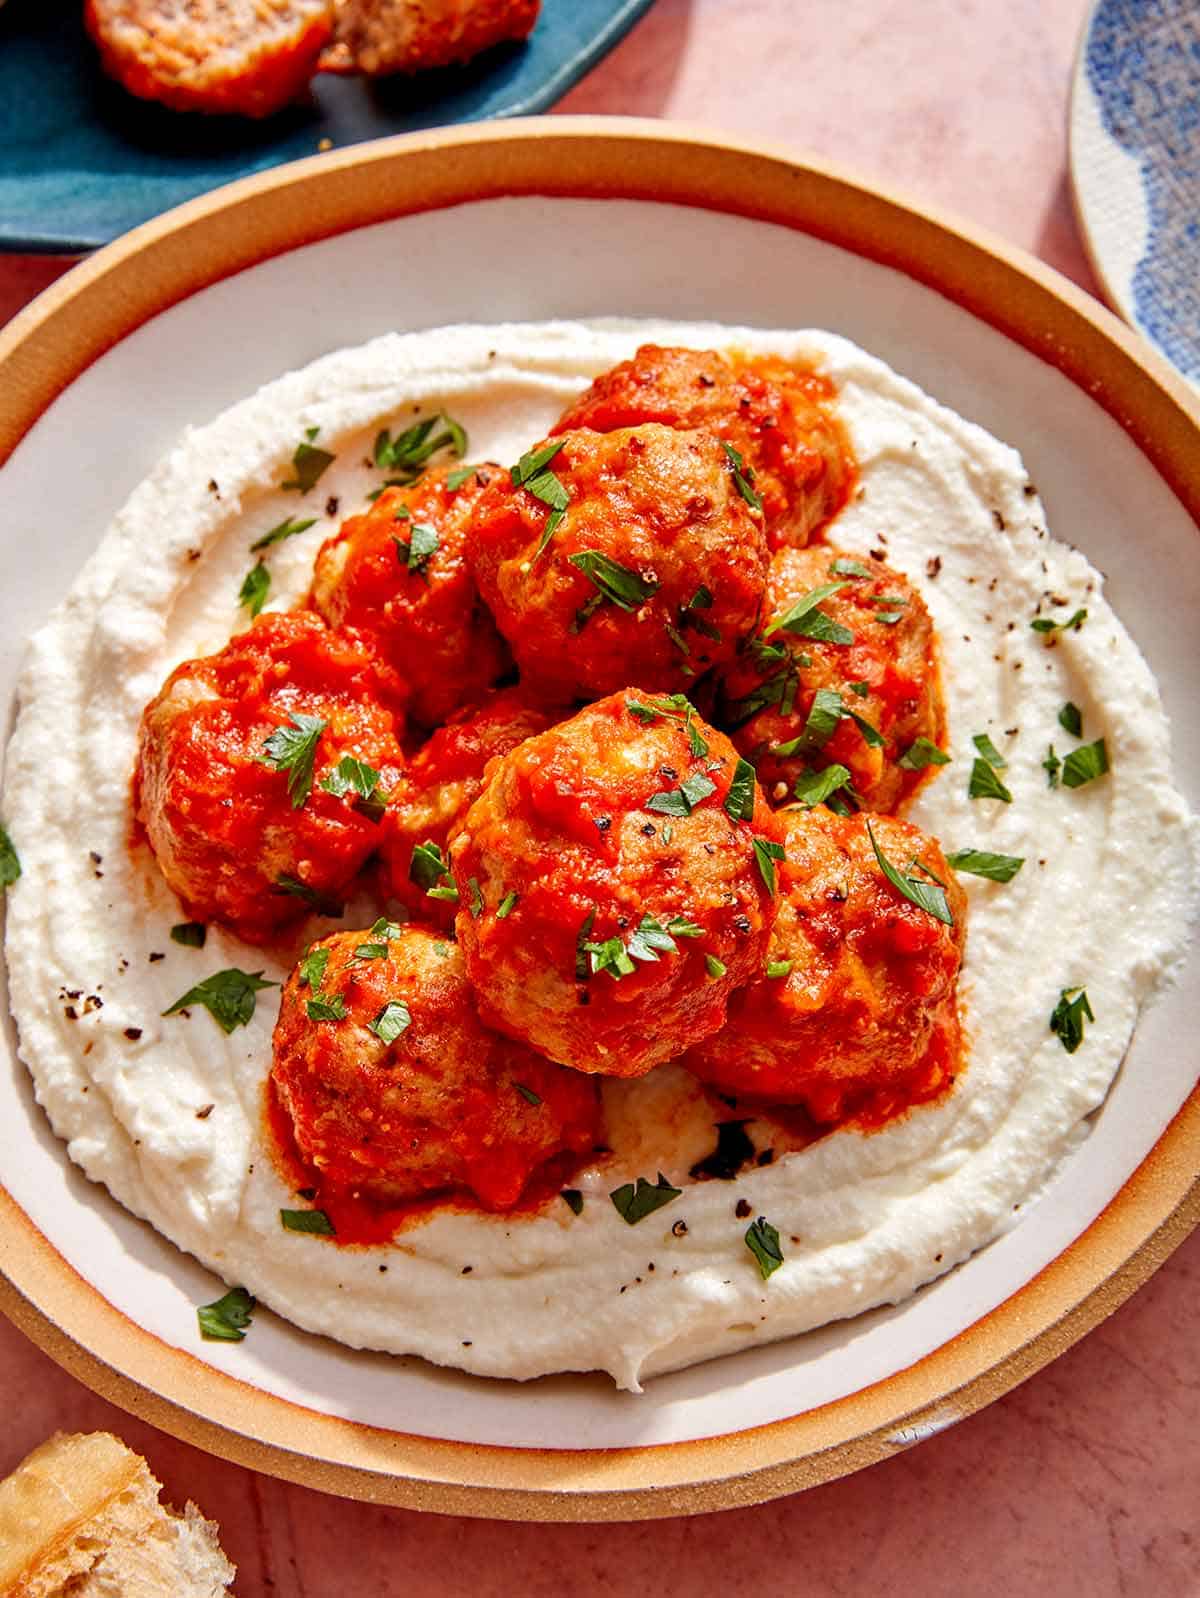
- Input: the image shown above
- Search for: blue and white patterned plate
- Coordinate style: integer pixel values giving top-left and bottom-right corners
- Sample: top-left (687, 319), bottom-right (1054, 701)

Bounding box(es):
top-left (1070, 0), bottom-right (1199, 389)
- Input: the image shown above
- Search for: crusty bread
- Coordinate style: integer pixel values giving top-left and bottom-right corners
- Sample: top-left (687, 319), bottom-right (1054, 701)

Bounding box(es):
top-left (0, 1432), bottom-right (234, 1598)
top-left (83, 0), bottom-right (334, 117)
top-left (321, 0), bottom-right (540, 76)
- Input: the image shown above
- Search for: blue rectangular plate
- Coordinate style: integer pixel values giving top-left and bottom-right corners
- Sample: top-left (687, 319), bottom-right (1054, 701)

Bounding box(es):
top-left (0, 0), bottom-right (654, 252)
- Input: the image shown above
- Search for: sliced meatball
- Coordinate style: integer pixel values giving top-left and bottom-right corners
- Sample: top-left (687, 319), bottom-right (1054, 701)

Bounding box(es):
top-left (380, 687), bottom-right (566, 930)
top-left (467, 425), bottom-right (769, 702)
top-left (685, 809), bottom-right (966, 1123)
top-left (136, 612), bottom-right (405, 944)
top-left (271, 924), bottom-right (599, 1210)
top-left (449, 690), bottom-right (782, 1077)
top-left (715, 546), bottom-right (944, 814)
top-left (310, 464), bottom-right (511, 729)
top-left (321, 0), bottom-right (540, 75)
top-left (84, 0), bottom-right (332, 117)
top-left (552, 345), bottom-right (856, 549)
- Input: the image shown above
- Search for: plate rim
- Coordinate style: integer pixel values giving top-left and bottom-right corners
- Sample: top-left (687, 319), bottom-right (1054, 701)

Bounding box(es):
top-left (1, 115), bottom-right (1198, 1517)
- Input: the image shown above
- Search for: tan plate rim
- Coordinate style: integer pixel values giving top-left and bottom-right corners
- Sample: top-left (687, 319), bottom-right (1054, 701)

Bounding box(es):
top-left (0, 117), bottom-right (1198, 1519)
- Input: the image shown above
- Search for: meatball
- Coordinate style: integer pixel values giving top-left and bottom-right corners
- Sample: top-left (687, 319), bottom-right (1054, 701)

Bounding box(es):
top-left (271, 925), bottom-right (600, 1210)
top-left (685, 809), bottom-right (966, 1123)
top-left (715, 546), bottom-right (944, 813)
top-left (467, 425), bottom-right (769, 701)
top-left (136, 612), bottom-right (405, 943)
top-left (310, 463), bottom-right (511, 728)
top-left (552, 345), bottom-right (856, 549)
top-left (449, 690), bottom-right (782, 1077)
top-left (380, 687), bottom-right (565, 930)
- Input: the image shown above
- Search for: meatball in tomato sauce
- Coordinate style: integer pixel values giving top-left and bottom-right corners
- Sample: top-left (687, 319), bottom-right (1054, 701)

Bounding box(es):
top-left (553, 345), bottom-right (856, 550)
top-left (449, 691), bottom-right (781, 1078)
top-left (716, 547), bottom-right (944, 814)
top-left (271, 924), bottom-right (600, 1210)
top-left (685, 809), bottom-right (966, 1124)
top-left (310, 463), bottom-right (511, 728)
top-left (136, 612), bottom-right (405, 944)
top-left (467, 425), bottom-right (768, 702)
top-left (380, 687), bottom-right (566, 931)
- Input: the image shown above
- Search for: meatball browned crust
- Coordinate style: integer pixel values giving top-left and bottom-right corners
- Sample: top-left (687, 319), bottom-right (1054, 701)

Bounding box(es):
top-left (321, 0), bottom-right (540, 76)
top-left (271, 924), bottom-right (601, 1210)
top-left (467, 425), bottom-right (769, 702)
top-left (449, 691), bottom-right (783, 1077)
top-left (552, 345), bottom-right (856, 550)
top-left (685, 809), bottom-right (966, 1122)
top-left (310, 464), bottom-right (511, 728)
top-left (715, 546), bottom-right (945, 814)
top-left (380, 687), bottom-right (565, 929)
top-left (136, 612), bottom-right (406, 944)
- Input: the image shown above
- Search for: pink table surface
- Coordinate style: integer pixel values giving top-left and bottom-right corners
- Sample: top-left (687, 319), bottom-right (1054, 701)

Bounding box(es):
top-left (3, 2), bottom-right (1198, 1592)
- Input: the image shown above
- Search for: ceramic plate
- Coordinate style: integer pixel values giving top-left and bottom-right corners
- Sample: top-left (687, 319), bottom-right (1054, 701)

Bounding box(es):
top-left (1070, 0), bottom-right (1200, 388)
top-left (0, 121), bottom-right (1198, 1518)
top-left (0, 0), bottom-right (654, 252)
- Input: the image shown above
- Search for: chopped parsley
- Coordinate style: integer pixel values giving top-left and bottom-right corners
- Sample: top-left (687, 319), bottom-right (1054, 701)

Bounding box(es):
top-left (575, 908), bottom-right (597, 980)
top-left (763, 581), bottom-right (853, 645)
top-left (609, 1172), bottom-right (682, 1224)
top-left (350, 941), bottom-right (388, 962)
top-left (744, 1216), bottom-right (785, 1281)
top-left (772, 687), bottom-right (845, 755)
top-left (584, 911), bottom-right (703, 979)
top-left (446, 464), bottom-right (479, 491)
top-left (496, 891), bottom-right (519, 919)
top-left (724, 757), bottom-right (757, 823)
top-left (946, 848), bottom-right (1025, 883)
top-left (393, 521), bottom-right (440, 575)
top-left (1061, 738), bottom-right (1109, 789)
top-left (299, 946), bottom-right (330, 989)
top-left (866, 820), bottom-right (954, 926)
top-left (306, 992), bottom-right (347, 1023)
top-left (238, 561), bottom-right (270, 618)
top-left (766, 959), bottom-right (792, 979)
top-left (791, 764), bottom-right (853, 809)
top-left (197, 1285), bottom-right (255, 1342)
top-left (282, 427), bottom-right (335, 494)
top-left (273, 874), bottom-right (345, 917)
top-left (689, 1120), bottom-right (755, 1181)
top-left (972, 732), bottom-right (1007, 769)
top-left (374, 413), bottom-right (467, 483)
top-left (319, 754), bottom-right (387, 821)
top-left (0, 823), bottom-right (18, 890)
top-left (1049, 986), bottom-right (1094, 1053)
top-left (704, 954), bottom-right (727, 980)
top-left (830, 558), bottom-right (873, 578)
top-left (1043, 745), bottom-right (1062, 788)
top-left (249, 515), bottom-right (317, 553)
top-left (280, 1207), bottom-right (336, 1236)
top-left (1058, 702), bottom-right (1083, 738)
top-left (466, 877), bottom-right (484, 918)
top-left (681, 584), bottom-right (721, 642)
top-left (1031, 607), bottom-right (1087, 636)
top-left (646, 771), bottom-right (717, 817)
top-left (369, 1001), bottom-right (412, 1044)
top-left (259, 713), bottom-right (326, 808)
top-left (626, 693), bottom-right (708, 756)
top-left (568, 551), bottom-right (659, 621)
top-left (163, 968), bottom-right (277, 1033)
top-left (752, 836), bottom-right (785, 895)
top-left (170, 921), bottom-right (207, 948)
top-left (898, 737), bottom-right (950, 771)
top-left (511, 440), bottom-right (569, 556)
top-left (411, 840), bottom-right (457, 900)
top-left (515, 1081), bottom-right (542, 1107)
top-left (561, 1189), bottom-right (584, 1215)
top-left (721, 441), bottom-right (764, 512)
top-left (968, 758), bottom-right (1013, 804)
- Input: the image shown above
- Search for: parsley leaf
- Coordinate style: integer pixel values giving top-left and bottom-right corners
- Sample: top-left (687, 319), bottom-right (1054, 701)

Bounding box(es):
top-left (866, 820), bottom-right (954, 926)
top-left (282, 428), bottom-right (335, 494)
top-left (1058, 702), bottom-right (1083, 738)
top-left (704, 954), bottom-right (727, 979)
top-left (280, 1207), bottom-right (336, 1235)
top-left (496, 890), bottom-right (519, 919)
top-left (568, 551), bottom-right (659, 616)
top-left (791, 764), bottom-right (853, 809)
top-left (393, 521), bottom-right (440, 575)
top-left (410, 839), bottom-right (456, 899)
top-left (249, 515), bottom-right (317, 553)
top-left (689, 1120), bottom-right (755, 1180)
top-left (724, 757), bottom-right (757, 822)
top-left (972, 732), bottom-right (1007, 769)
top-left (273, 875), bottom-right (345, 918)
top-left (610, 1172), bottom-right (682, 1224)
top-left (646, 771), bottom-right (717, 817)
top-left (766, 959), bottom-right (792, 979)
top-left (763, 581), bottom-right (852, 644)
top-left (968, 758), bottom-right (1013, 803)
top-left (259, 713), bottom-right (326, 808)
top-left (164, 968), bottom-right (277, 1033)
top-left (1043, 745), bottom-right (1062, 788)
top-left (306, 993), bottom-right (347, 1022)
top-left (375, 413), bottom-right (467, 482)
top-left (1062, 738), bottom-right (1109, 789)
top-left (319, 754), bottom-right (387, 821)
top-left (752, 836), bottom-right (785, 895)
top-left (946, 848), bottom-right (1025, 882)
top-left (370, 1001), bottom-right (412, 1043)
top-left (512, 441), bottom-right (569, 557)
top-left (446, 464), bottom-right (478, 491)
top-left (511, 439), bottom-right (565, 486)
top-left (587, 911), bottom-right (700, 978)
top-left (626, 694), bottom-right (708, 756)
top-left (197, 1285), bottom-right (255, 1342)
top-left (575, 908), bottom-right (597, 980)
top-left (1031, 607), bottom-right (1087, 636)
top-left (745, 1216), bottom-right (785, 1281)
top-left (0, 823), bottom-right (18, 890)
top-left (238, 562), bottom-right (270, 618)
top-left (721, 441), bottom-right (764, 512)
top-left (846, 709), bottom-right (884, 748)
top-left (299, 946), bottom-right (330, 989)
top-left (170, 921), bottom-right (206, 947)
top-left (1050, 987), bottom-right (1094, 1053)
top-left (466, 877), bottom-right (484, 919)
top-left (773, 687), bottom-right (846, 756)
top-left (515, 1081), bottom-right (542, 1107)
top-left (830, 558), bottom-right (873, 578)
top-left (898, 737), bottom-right (950, 771)
top-left (561, 1188), bottom-right (584, 1215)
